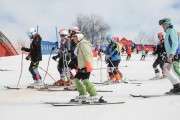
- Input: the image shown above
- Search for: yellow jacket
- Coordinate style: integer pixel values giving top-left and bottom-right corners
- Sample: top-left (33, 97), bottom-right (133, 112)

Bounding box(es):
top-left (76, 38), bottom-right (93, 69)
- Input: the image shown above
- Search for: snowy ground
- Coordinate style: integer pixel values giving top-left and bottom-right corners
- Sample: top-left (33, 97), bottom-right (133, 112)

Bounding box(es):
top-left (0, 53), bottom-right (180, 120)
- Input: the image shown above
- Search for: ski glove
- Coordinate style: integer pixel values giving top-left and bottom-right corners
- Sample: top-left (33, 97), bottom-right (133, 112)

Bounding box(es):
top-left (51, 46), bottom-right (55, 50)
top-left (52, 56), bottom-right (57, 61)
top-left (21, 47), bottom-right (27, 51)
top-left (25, 55), bottom-right (30, 60)
top-left (85, 62), bottom-right (92, 72)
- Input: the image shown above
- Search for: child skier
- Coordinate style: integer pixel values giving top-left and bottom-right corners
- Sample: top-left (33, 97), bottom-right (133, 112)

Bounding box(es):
top-left (21, 28), bottom-right (43, 87)
top-left (140, 49), bottom-right (145, 60)
top-left (102, 35), bottom-right (122, 84)
top-left (150, 32), bottom-right (167, 80)
top-left (159, 18), bottom-right (180, 94)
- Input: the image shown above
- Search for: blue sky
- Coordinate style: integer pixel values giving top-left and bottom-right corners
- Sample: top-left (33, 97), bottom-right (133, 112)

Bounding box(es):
top-left (0, 0), bottom-right (180, 44)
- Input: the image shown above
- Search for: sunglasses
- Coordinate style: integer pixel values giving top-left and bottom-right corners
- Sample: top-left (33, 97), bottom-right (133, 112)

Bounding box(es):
top-left (60, 34), bottom-right (67, 37)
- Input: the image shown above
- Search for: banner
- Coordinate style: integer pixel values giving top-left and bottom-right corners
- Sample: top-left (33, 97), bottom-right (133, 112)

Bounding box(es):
top-left (41, 41), bottom-right (58, 55)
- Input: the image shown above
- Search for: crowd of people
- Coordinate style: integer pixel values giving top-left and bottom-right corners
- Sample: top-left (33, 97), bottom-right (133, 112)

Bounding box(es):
top-left (21, 17), bottom-right (180, 103)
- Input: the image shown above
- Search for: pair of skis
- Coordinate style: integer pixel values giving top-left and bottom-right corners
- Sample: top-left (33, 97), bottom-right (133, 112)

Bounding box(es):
top-left (4, 86), bottom-right (113, 92)
top-left (130, 93), bottom-right (180, 98)
top-left (42, 96), bottom-right (125, 106)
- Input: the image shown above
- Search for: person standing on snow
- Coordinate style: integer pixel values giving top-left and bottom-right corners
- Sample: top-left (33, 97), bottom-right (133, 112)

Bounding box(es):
top-left (71, 32), bottom-right (98, 102)
top-left (126, 46), bottom-right (132, 60)
top-left (21, 28), bottom-right (43, 86)
top-left (67, 26), bottom-right (79, 71)
top-left (102, 35), bottom-right (122, 84)
top-left (150, 32), bottom-right (167, 80)
top-left (159, 18), bottom-right (180, 94)
top-left (140, 49), bottom-right (146, 60)
top-left (52, 29), bottom-right (71, 86)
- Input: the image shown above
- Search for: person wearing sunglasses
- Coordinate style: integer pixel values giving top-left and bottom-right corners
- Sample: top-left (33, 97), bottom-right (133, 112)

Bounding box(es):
top-left (150, 32), bottom-right (167, 80)
top-left (52, 29), bottom-right (72, 86)
top-left (159, 18), bottom-right (180, 94)
top-left (71, 32), bottom-right (99, 103)
top-left (21, 28), bottom-right (43, 87)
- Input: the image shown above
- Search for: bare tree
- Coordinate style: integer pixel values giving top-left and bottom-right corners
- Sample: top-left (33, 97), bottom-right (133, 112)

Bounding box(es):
top-left (135, 31), bottom-right (156, 45)
top-left (73, 14), bottom-right (110, 44)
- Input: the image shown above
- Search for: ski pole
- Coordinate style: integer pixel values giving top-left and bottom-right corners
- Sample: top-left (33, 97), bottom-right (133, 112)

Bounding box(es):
top-left (29, 60), bottom-right (56, 82)
top-left (17, 52), bottom-right (24, 87)
top-left (42, 47), bottom-right (55, 83)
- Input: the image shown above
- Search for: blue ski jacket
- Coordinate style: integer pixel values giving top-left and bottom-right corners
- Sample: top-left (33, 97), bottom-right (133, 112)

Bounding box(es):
top-left (164, 28), bottom-right (180, 57)
top-left (105, 41), bottom-right (121, 62)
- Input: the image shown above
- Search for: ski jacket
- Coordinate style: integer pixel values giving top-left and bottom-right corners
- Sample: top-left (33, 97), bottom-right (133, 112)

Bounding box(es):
top-left (141, 50), bottom-right (145, 55)
top-left (23, 34), bottom-right (42, 62)
top-left (105, 41), bottom-right (121, 62)
top-left (154, 40), bottom-right (167, 60)
top-left (164, 28), bottom-right (180, 57)
top-left (76, 38), bottom-right (93, 69)
top-left (126, 48), bottom-right (132, 55)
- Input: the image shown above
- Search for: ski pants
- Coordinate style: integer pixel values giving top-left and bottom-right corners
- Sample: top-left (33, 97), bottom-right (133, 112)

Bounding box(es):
top-left (29, 61), bottom-right (41, 80)
top-left (108, 60), bottom-right (120, 76)
top-left (153, 59), bottom-right (165, 73)
top-left (163, 54), bottom-right (180, 85)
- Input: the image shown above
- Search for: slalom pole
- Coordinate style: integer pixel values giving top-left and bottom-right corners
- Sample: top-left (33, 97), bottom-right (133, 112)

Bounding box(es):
top-left (42, 47), bottom-right (55, 83)
top-left (29, 60), bottom-right (56, 82)
top-left (17, 52), bottom-right (24, 87)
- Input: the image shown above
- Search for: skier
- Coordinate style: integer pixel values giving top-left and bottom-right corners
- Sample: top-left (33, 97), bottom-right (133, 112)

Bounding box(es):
top-left (150, 32), bottom-right (167, 80)
top-left (145, 48), bottom-right (149, 56)
top-left (159, 18), bottom-right (180, 94)
top-left (71, 32), bottom-right (98, 102)
top-left (102, 35), bottom-right (122, 84)
top-left (140, 49), bottom-right (145, 60)
top-left (21, 28), bottom-right (43, 87)
top-left (52, 29), bottom-right (71, 86)
top-left (126, 46), bottom-right (132, 60)
top-left (67, 26), bottom-right (79, 71)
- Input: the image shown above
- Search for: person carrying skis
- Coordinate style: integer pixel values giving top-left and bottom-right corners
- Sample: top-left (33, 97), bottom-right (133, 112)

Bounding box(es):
top-left (71, 32), bottom-right (98, 103)
top-left (52, 29), bottom-right (71, 86)
top-left (159, 18), bottom-right (180, 94)
top-left (102, 35), bottom-right (122, 84)
top-left (21, 28), bottom-right (43, 87)
top-left (150, 32), bottom-right (167, 80)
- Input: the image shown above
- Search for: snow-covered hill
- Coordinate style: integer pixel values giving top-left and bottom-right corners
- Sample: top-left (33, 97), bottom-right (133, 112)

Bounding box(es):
top-left (0, 53), bottom-right (180, 120)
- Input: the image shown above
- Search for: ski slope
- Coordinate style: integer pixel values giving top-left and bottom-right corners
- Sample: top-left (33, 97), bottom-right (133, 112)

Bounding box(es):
top-left (0, 53), bottom-right (180, 120)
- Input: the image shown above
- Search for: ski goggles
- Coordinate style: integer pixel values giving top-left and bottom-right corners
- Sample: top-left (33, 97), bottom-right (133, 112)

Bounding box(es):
top-left (159, 20), bottom-right (166, 25)
top-left (60, 34), bottom-right (67, 37)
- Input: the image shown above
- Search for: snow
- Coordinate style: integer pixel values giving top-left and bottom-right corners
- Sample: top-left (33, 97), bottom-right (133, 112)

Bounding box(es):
top-left (0, 53), bottom-right (180, 120)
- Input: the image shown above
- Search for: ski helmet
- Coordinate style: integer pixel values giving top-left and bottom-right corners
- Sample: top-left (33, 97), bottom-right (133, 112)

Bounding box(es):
top-left (106, 35), bottom-right (114, 43)
top-left (159, 18), bottom-right (173, 28)
top-left (59, 29), bottom-right (68, 35)
top-left (70, 26), bottom-right (79, 32)
top-left (74, 32), bottom-right (84, 41)
top-left (27, 28), bottom-right (37, 37)
top-left (158, 32), bottom-right (164, 37)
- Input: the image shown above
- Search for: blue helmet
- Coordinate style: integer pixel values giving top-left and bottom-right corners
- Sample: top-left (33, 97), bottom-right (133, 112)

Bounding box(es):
top-left (106, 35), bottom-right (114, 43)
top-left (159, 18), bottom-right (173, 28)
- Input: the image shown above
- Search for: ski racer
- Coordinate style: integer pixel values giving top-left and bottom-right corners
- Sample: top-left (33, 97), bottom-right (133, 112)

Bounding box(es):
top-left (52, 29), bottom-right (72, 86)
top-left (71, 32), bottom-right (98, 102)
top-left (159, 18), bottom-right (180, 94)
top-left (102, 35), bottom-right (122, 84)
top-left (150, 32), bottom-right (167, 80)
top-left (21, 28), bottom-right (43, 86)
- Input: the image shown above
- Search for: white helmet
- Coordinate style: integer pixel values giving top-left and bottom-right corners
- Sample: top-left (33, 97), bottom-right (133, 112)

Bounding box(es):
top-left (59, 29), bottom-right (69, 35)
top-left (27, 28), bottom-right (37, 37)
top-left (75, 32), bottom-right (84, 41)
